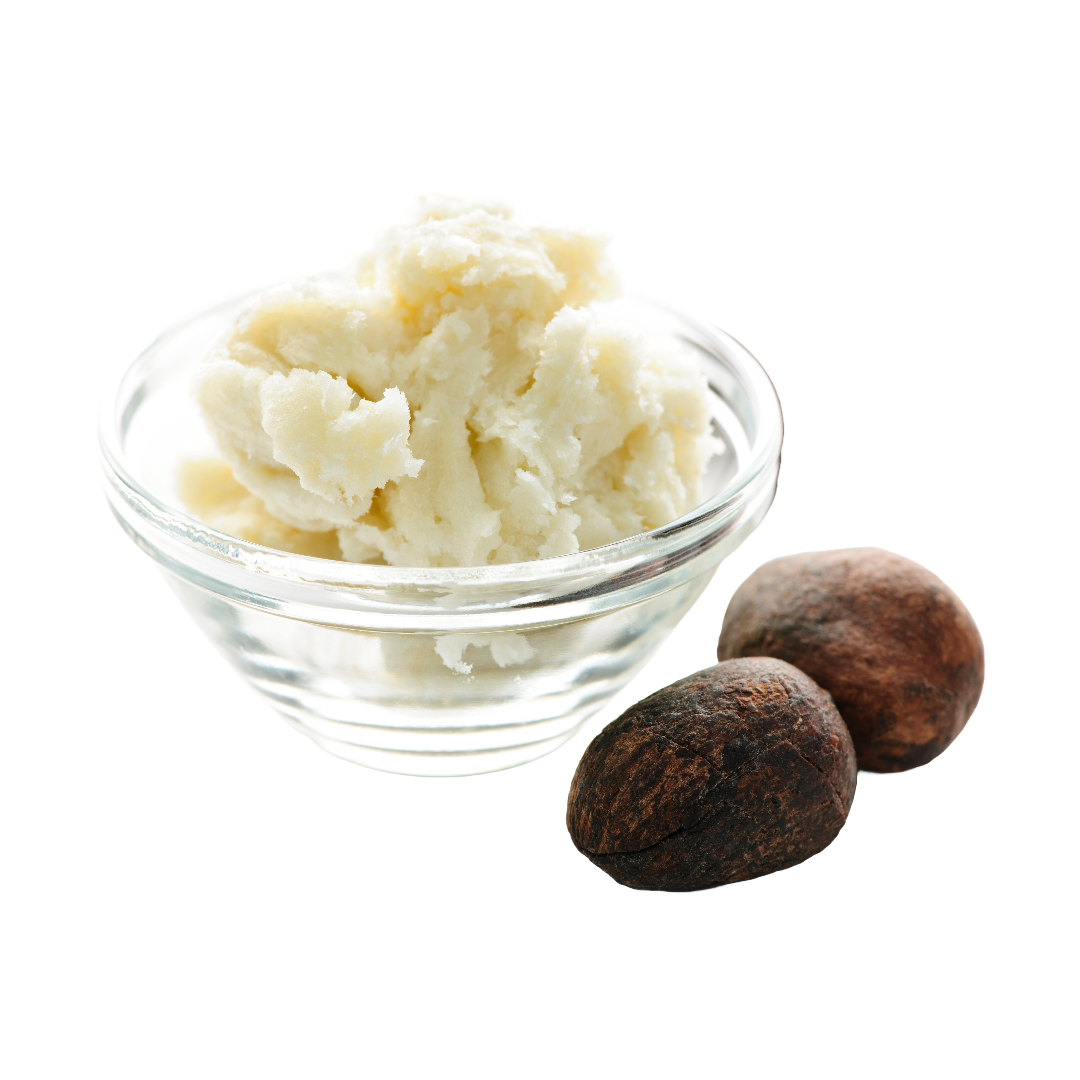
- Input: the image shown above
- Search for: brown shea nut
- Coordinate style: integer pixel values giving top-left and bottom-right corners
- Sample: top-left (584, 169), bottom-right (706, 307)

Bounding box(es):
top-left (566, 657), bottom-right (857, 891)
top-left (717, 548), bottom-right (984, 772)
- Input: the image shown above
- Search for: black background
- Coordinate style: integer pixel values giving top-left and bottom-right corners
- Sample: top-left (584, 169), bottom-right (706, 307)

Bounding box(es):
top-left (92, 172), bottom-right (989, 915)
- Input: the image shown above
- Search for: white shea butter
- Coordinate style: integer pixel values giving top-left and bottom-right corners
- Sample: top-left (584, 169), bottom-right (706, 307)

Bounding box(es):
top-left (191, 203), bottom-right (716, 567)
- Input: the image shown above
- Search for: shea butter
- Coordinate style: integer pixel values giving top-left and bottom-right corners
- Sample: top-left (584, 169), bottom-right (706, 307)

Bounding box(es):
top-left (192, 202), bottom-right (716, 567)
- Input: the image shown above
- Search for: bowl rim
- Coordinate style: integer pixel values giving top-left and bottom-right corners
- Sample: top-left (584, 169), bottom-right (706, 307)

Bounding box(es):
top-left (99, 291), bottom-right (783, 592)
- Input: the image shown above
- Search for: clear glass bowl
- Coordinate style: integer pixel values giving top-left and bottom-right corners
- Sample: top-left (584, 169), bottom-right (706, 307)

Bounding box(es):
top-left (99, 294), bottom-right (783, 776)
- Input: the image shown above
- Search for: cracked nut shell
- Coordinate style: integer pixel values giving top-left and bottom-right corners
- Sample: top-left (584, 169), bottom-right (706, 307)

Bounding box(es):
top-left (716, 548), bottom-right (984, 772)
top-left (566, 657), bottom-right (857, 891)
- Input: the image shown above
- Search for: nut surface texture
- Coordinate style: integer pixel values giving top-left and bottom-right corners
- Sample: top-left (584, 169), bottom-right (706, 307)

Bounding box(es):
top-left (566, 657), bottom-right (857, 891)
top-left (717, 548), bottom-right (984, 772)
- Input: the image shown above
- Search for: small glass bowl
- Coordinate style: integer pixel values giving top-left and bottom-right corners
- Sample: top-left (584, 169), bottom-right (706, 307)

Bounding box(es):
top-left (100, 294), bottom-right (783, 776)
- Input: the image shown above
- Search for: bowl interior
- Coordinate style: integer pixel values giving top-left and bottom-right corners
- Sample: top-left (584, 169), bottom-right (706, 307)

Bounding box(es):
top-left (109, 294), bottom-right (779, 585)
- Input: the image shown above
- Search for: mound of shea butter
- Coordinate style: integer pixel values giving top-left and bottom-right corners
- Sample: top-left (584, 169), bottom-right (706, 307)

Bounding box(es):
top-left (190, 201), bottom-right (716, 568)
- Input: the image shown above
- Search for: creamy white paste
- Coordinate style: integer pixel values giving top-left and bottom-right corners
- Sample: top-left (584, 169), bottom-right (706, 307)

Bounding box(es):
top-left (191, 202), bottom-right (715, 567)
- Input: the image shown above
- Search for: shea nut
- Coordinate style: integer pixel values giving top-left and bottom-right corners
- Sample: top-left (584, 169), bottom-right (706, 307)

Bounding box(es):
top-left (567, 657), bottom-right (857, 891)
top-left (717, 548), bottom-right (984, 772)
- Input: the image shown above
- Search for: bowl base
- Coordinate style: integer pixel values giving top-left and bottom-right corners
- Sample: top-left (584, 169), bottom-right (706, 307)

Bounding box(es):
top-left (280, 712), bottom-right (587, 776)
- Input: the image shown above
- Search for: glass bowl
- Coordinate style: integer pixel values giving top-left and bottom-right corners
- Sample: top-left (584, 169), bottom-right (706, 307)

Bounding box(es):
top-left (99, 294), bottom-right (783, 776)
